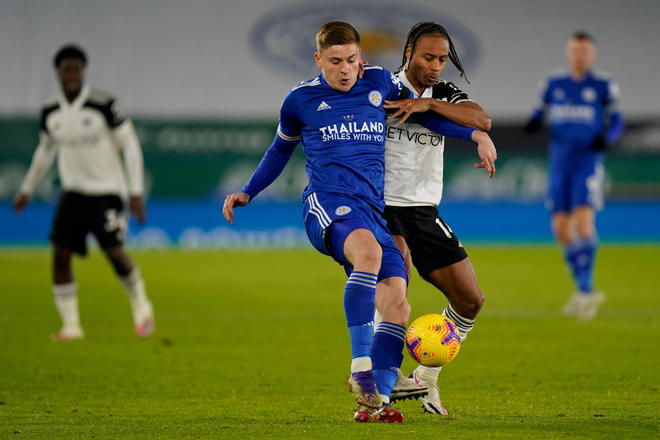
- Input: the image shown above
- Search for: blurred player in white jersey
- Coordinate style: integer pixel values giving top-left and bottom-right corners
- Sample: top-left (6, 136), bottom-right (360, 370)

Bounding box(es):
top-left (525, 32), bottom-right (624, 321)
top-left (380, 22), bottom-right (495, 414)
top-left (14, 45), bottom-right (155, 341)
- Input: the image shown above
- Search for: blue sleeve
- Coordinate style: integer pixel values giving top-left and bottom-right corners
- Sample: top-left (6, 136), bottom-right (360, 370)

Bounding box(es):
top-left (410, 112), bottom-right (476, 141)
top-left (527, 77), bottom-right (550, 123)
top-left (527, 108), bottom-right (545, 125)
top-left (605, 111), bottom-right (625, 145)
top-left (240, 92), bottom-right (301, 200)
top-left (240, 135), bottom-right (297, 200)
top-left (379, 67), bottom-right (404, 101)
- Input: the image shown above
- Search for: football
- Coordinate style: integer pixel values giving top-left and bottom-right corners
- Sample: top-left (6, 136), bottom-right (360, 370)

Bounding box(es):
top-left (405, 314), bottom-right (462, 367)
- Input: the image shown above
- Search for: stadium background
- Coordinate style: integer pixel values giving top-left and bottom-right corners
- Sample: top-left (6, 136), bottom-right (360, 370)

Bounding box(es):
top-left (0, 0), bottom-right (659, 246)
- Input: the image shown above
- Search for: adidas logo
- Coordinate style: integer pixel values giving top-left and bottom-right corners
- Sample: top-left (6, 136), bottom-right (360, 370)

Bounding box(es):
top-left (317, 101), bottom-right (331, 111)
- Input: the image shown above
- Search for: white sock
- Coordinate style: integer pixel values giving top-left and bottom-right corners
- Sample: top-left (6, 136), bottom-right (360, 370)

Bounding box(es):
top-left (417, 365), bottom-right (442, 383)
top-left (442, 304), bottom-right (475, 342)
top-left (120, 267), bottom-right (148, 304)
top-left (120, 268), bottom-right (152, 323)
top-left (351, 356), bottom-right (372, 373)
top-left (52, 282), bottom-right (80, 327)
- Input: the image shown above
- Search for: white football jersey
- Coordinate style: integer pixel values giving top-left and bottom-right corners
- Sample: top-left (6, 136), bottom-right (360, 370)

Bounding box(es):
top-left (20, 85), bottom-right (144, 199)
top-left (384, 72), bottom-right (470, 207)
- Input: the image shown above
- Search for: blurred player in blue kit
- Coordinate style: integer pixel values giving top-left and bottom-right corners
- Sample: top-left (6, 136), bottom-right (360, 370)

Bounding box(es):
top-left (223, 21), bottom-right (495, 423)
top-left (526, 31), bottom-right (625, 321)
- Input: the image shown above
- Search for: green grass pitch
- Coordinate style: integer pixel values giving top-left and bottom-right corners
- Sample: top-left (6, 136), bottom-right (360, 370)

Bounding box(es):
top-left (0, 245), bottom-right (658, 439)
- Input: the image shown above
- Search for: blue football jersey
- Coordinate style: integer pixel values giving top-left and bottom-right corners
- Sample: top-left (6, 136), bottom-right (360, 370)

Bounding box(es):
top-left (277, 66), bottom-right (406, 211)
top-left (533, 69), bottom-right (620, 166)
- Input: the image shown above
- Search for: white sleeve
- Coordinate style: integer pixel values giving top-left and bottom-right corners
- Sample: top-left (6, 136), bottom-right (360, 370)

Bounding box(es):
top-left (18, 131), bottom-right (57, 196)
top-left (112, 119), bottom-right (144, 196)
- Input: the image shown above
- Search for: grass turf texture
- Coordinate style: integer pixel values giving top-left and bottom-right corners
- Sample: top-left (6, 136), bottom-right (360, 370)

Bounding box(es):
top-left (0, 246), bottom-right (658, 439)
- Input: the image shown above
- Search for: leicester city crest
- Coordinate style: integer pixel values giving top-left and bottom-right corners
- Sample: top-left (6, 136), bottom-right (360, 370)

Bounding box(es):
top-left (581, 87), bottom-right (597, 103)
top-left (335, 206), bottom-right (352, 216)
top-left (369, 91), bottom-right (383, 107)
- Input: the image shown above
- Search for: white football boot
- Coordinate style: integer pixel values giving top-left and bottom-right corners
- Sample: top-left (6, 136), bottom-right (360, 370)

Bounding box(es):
top-left (51, 324), bottom-right (84, 342)
top-left (131, 299), bottom-right (155, 338)
top-left (390, 369), bottom-right (429, 402)
top-left (408, 368), bottom-right (448, 415)
top-left (562, 291), bottom-right (605, 321)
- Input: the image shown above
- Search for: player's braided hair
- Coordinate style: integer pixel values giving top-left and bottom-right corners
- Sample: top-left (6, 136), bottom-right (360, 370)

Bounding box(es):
top-left (398, 21), bottom-right (469, 84)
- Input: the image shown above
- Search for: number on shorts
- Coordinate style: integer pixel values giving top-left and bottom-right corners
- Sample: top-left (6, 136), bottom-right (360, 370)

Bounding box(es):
top-left (104, 209), bottom-right (128, 241)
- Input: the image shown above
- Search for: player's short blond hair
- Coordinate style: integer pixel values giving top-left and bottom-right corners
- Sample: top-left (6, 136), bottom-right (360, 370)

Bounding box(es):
top-left (316, 21), bottom-right (360, 52)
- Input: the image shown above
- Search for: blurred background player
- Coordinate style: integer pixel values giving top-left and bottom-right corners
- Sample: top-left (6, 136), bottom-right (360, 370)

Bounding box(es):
top-left (380, 21), bottom-right (495, 415)
top-left (13, 45), bottom-right (155, 341)
top-left (525, 31), bottom-right (624, 321)
top-left (223, 21), bottom-right (483, 423)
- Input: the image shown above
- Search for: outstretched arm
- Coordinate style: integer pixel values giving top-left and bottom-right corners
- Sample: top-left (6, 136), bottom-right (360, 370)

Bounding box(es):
top-left (384, 98), bottom-right (491, 131)
top-left (406, 109), bottom-right (497, 178)
top-left (14, 132), bottom-right (56, 215)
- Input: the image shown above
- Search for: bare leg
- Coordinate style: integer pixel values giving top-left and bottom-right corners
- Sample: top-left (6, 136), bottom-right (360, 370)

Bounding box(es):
top-left (102, 244), bottom-right (134, 276)
top-left (53, 245), bottom-right (74, 284)
top-left (424, 257), bottom-right (484, 321)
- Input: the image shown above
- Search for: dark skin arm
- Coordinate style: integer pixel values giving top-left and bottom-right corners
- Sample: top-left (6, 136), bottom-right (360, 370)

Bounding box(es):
top-left (383, 99), bottom-right (492, 132)
top-left (130, 196), bottom-right (147, 224)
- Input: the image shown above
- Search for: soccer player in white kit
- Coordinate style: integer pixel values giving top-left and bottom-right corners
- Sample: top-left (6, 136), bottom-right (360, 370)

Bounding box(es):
top-left (13, 45), bottom-right (155, 341)
top-left (381, 22), bottom-right (495, 414)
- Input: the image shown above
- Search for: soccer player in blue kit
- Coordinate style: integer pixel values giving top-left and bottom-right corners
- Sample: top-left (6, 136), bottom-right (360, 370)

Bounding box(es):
top-left (526, 31), bottom-right (624, 321)
top-left (223, 21), bottom-right (492, 422)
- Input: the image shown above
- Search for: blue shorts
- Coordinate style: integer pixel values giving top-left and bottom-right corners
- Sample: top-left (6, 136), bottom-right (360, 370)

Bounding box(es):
top-left (303, 192), bottom-right (407, 284)
top-left (547, 160), bottom-right (605, 214)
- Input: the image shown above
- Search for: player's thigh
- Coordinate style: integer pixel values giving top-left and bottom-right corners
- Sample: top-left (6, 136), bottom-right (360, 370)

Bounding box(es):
top-left (50, 192), bottom-right (91, 256)
top-left (382, 206), bottom-right (412, 277)
top-left (405, 208), bottom-right (467, 279)
top-left (89, 195), bottom-right (128, 251)
top-left (425, 258), bottom-right (484, 316)
top-left (551, 212), bottom-right (572, 244)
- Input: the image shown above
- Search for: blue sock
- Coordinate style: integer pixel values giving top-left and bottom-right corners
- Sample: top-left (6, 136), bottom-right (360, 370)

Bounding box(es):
top-left (344, 271), bottom-right (378, 360)
top-left (564, 236), bottom-right (598, 293)
top-left (371, 322), bottom-right (406, 400)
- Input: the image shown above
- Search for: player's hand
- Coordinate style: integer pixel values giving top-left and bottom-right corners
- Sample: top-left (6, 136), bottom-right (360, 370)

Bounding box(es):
top-left (524, 119), bottom-right (542, 133)
top-left (590, 135), bottom-right (607, 151)
top-left (13, 193), bottom-right (30, 216)
top-left (130, 196), bottom-right (147, 224)
top-left (358, 61), bottom-right (368, 79)
top-left (384, 98), bottom-right (434, 124)
top-left (223, 192), bottom-right (251, 225)
top-left (472, 131), bottom-right (497, 178)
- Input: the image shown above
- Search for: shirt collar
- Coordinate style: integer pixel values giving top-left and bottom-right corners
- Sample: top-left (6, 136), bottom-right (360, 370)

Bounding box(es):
top-left (59, 84), bottom-right (90, 110)
top-left (397, 71), bottom-right (433, 99)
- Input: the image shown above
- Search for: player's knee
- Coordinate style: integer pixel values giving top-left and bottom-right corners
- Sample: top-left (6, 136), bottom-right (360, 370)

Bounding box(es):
top-left (454, 289), bottom-right (484, 320)
top-left (552, 225), bottom-right (571, 244)
top-left (576, 222), bottom-right (594, 238)
top-left (356, 245), bottom-right (382, 272)
top-left (104, 246), bottom-right (133, 276)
